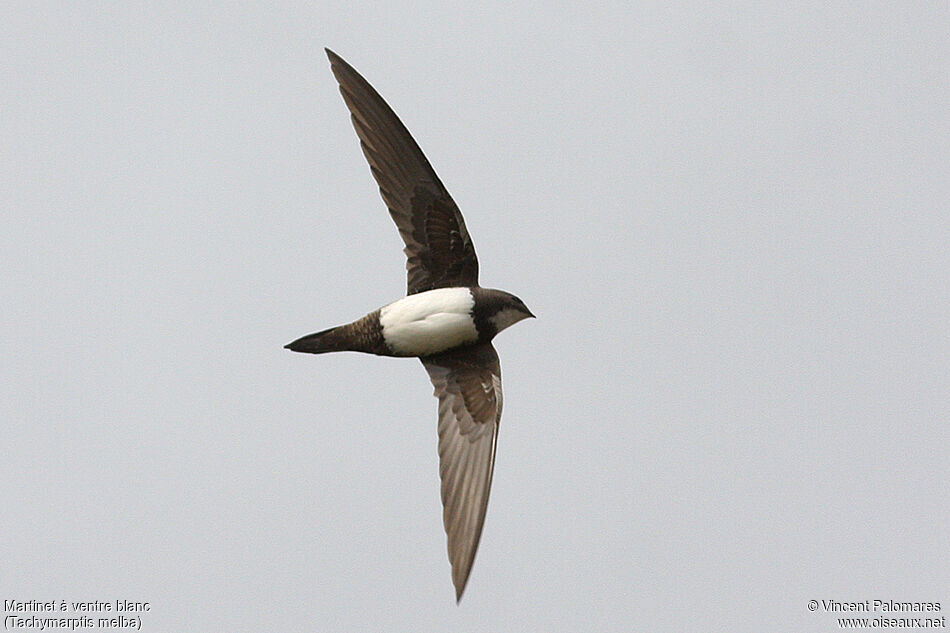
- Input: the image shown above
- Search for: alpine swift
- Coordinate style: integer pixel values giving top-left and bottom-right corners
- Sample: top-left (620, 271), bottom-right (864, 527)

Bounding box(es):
top-left (285, 49), bottom-right (534, 601)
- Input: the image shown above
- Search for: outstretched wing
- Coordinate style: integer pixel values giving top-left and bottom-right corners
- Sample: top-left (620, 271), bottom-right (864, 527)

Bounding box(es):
top-left (421, 342), bottom-right (502, 601)
top-left (326, 49), bottom-right (479, 294)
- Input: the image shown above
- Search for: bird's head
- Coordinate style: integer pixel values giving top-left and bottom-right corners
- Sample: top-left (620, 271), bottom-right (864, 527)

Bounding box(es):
top-left (484, 290), bottom-right (535, 334)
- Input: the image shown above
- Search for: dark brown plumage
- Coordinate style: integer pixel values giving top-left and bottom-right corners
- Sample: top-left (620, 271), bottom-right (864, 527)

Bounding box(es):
top-left (421, 342), bottom-right (501, 600)
top-left (326, 49), bottom-right (499, 600)
top-left (287, 50), bottom-right (533, 602)
top-left (326, 49), bottom-right (480, 295)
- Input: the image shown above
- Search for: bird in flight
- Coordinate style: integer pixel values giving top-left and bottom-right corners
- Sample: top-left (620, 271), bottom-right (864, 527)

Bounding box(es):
top-left (286, 49), bottom-right (534, 601)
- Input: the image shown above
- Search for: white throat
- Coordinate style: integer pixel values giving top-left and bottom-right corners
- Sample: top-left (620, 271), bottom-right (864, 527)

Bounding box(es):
top-left (490, 308), bottom-right (529, 333)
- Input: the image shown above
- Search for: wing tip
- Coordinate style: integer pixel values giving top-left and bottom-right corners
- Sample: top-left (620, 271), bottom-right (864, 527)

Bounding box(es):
top-left (449, 540), bottom-right (479, 604)
top-left (453, 569), bottom-right (469, 603)
top-left (325, 48), bottom-right (348, 74)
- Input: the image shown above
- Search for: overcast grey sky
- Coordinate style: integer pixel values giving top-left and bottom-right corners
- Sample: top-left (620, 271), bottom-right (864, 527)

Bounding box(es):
top-left (2, 2), bottom-right (948, 631)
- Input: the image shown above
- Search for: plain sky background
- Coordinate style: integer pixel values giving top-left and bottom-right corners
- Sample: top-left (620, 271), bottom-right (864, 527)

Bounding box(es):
top-left (3, 2), bottom-right (948, 631)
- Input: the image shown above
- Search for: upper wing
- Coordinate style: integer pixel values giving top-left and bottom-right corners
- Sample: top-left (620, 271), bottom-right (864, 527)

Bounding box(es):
top-left (421, 342), bottom-right (502, 601)
top-left (326, 49), bottom-right (479, 294)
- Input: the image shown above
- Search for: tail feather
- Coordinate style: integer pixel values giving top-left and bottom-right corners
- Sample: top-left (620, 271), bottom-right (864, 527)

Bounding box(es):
top-left (286, 310), bottom-right (386, 356)
top-left (285, 326), bottom-right (347, 354)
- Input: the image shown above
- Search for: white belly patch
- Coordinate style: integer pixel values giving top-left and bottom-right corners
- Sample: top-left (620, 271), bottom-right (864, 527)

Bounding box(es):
top-left (379, 287), bottom-right (478, 356)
